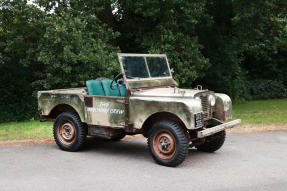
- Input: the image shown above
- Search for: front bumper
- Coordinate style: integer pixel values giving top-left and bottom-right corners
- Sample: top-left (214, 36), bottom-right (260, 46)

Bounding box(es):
top-left (197, 119), bottom-right (241, 138)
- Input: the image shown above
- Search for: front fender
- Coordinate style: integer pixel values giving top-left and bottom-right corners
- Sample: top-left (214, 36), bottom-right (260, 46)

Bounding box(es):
top-left (129, 97), bottom-right (203, 130)
top-left (214, 93), bottom-right (233, 121)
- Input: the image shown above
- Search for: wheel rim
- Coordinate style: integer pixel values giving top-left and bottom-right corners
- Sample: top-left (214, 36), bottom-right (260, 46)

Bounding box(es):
top-left (153, 130), bottom-right (176, 160)
top-left (57, 120), bottom-right (76, 145)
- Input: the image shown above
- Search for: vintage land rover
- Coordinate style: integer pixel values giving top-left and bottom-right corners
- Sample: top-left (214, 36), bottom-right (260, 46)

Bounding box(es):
top-left (38, 53), bottom-right (241, 167)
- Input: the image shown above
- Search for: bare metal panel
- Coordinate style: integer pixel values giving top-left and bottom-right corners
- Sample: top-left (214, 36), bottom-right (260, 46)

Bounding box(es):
top-left (132, 87), bottom-right (207, 98)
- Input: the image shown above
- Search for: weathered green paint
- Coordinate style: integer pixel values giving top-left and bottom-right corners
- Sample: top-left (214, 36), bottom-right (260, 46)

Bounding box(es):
top-left (214, 93), bottom-right (233, 120)
top-left (129, 96), bottom-right (203, 130)
top-left (37, 54), bottom-right (238, 133)
top-left (38, 86), bottom-right (233, 130)
top-left (85, 95), bottom-right (125, 127)
top-left (132, 87), bottom-right (208, 98)
top-left (38, 93), bottom-right (86, 122)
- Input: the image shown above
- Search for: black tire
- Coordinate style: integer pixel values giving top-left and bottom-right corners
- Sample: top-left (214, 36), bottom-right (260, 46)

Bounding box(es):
top-left (196, 130), bottom-right (226, 153)
top-left (95, 77), bottom-right (108, 82)
top-left (147, 120), bottom-right (189, 167)
top-left (53, 112), bottom-right (86, 152)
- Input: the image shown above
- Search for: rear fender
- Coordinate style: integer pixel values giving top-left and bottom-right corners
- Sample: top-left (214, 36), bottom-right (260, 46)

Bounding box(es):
top-left (38, 93), bottom-right (86, 122)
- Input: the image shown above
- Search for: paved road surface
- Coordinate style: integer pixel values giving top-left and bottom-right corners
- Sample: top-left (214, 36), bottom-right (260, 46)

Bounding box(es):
top-left (1, 131), bottom-right (287, 191)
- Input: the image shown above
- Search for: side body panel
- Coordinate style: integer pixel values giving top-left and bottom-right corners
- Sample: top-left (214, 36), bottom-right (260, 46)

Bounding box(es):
top-left (38, 93), bottom-right (86, 122)
top-left (85, 96), bottom-right (125, 128)
top-left (129, 97), bottom-right (203, 130)
top-left (214, 93), bottom-right (233, 120)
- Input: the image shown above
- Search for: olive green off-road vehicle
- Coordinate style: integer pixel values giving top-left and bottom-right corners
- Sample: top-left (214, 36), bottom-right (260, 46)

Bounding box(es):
top-left (38, 53), bottom-right (241, 167)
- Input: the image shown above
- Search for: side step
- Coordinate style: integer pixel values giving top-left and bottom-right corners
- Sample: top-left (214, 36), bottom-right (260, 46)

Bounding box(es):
top-left (88, 126), bottom-right (125, 139)
top-left (197, 119), bottom-right (241, 138)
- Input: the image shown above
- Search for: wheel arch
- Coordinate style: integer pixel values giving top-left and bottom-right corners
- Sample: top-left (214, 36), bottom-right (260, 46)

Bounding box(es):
top-left (46, 103), bottom-right (85, 122)
top-left (140, 111), bottom-right (188, 137)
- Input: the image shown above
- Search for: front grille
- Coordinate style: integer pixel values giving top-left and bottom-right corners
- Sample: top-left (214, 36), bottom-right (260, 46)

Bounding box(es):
top-left (198, 92), bottom-right (215, 120)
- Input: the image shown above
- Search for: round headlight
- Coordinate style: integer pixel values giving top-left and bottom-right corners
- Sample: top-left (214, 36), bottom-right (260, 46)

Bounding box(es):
top-left (208, 95), bottom-right (216, 106)
top-left (195, 97), bottom-right (201, 102)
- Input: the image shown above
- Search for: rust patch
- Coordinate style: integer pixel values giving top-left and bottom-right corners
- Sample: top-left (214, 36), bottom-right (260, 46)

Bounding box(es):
top-left (84, 96), bottom-right (93, 107)
top-left (222, 110), bottom-right (226, 122)
top-left (89, 126), bottom-right (111, 136)
top-left (123, 135), bottom-right (145, 139)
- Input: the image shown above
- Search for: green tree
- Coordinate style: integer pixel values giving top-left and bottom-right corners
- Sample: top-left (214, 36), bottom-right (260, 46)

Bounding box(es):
top-left (33, 0), bottom-right (120, 90)
top-left (0, 0), bottom-right (120, 122)
top-left (113, 0), bottom-right (212, 87)
top-left (0, 0), bottom-right (46, 122)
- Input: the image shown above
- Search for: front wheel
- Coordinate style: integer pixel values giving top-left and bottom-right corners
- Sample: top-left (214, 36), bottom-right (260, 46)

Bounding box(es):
top-left (148, 120), bottom-right (189, 167)
top-left (53, 112), bottom-right (86, 152)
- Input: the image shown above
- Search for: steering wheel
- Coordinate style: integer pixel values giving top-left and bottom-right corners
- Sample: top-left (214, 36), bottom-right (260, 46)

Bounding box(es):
top-left (110, 72), bottom-right (125, 90)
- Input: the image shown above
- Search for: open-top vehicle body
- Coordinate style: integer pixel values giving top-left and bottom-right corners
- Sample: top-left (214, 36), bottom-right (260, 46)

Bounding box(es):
top-left (38, 53), bottom-right (241, 167)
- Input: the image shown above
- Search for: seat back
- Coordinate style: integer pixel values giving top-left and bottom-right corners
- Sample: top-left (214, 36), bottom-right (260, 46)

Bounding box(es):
top-left (117, 79), bottom-right (126, 97)
top-left (86, 80), bottom-right (105, 96)
top-left (101, 79), bottom-right (121, 97)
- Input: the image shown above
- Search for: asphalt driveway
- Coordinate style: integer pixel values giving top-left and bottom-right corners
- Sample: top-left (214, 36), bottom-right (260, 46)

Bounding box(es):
top-left (1, 131), bottom-right (287, 191)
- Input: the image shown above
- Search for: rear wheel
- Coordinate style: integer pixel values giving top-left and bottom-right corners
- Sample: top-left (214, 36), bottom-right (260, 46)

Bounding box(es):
top-left (196, 129), bottom-right (226, 152)
top-left (148, 120), bottom-right (189, 167)
top-left (53, 112), bottom-right (86, 152)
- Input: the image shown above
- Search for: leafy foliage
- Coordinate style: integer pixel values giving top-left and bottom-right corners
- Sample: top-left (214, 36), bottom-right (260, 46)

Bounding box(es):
top-left (248, 80), bottom-right (287, 100)
top-left (33, 0), bottom-right (120, 90)
top-left (0, 0), bottom-right (119, 122)
top-left (1, 0), bottom-right (287, 122)
top-left (114, 0), bottom-right (212, 86)
top-left (0, 65), bottom-right (38, 122)
top-left (194, 0), bottom-right (287, 101)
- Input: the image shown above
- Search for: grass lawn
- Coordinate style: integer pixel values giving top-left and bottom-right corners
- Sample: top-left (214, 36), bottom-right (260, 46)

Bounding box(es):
top-left (0, 99), bottom-right (287, 141)
top-left (230, 99), bottom-right (287, 125)
top-left (0, 120), bottom-right (53, 141)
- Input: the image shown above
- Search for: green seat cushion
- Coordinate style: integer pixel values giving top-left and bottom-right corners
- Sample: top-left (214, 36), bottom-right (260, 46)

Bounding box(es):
top-left (101, 79), bottom-right (121, 97)
top-left (117, 79), bottom-right (126, 97)
top-left (86, 80), bottom-right (105, 96)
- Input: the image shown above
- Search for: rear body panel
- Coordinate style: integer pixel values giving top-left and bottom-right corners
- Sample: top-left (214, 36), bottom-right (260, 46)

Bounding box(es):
top-left (38, 92), bottom-right (86, 122)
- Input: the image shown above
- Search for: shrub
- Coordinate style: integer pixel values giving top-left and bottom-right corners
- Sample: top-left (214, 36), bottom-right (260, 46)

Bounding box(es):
top-left (0, 67), bottom-right (38, 123)
top-left (248, 80), bottom-right (287, 100)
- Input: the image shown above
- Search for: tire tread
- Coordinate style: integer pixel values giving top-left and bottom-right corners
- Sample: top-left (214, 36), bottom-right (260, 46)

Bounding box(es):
top-left (147, 120), bottom-right (189, 167)
top-left (53, 111), bottom-right (86, 152)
